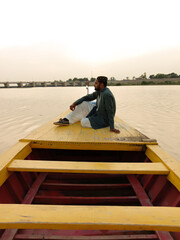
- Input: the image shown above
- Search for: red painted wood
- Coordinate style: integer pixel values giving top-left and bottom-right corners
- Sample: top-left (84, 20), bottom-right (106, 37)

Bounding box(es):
top-left (127, 175), bottom-right (152, 206)
top-left (144, 175), bottom-right (159, 191)
top-left (1, 173), bottom-right (48, 240)
top-left (5, 175), bottom-right (24, 203)
top-left (23, 173), bottom-right (48, 204)
top-left (1, 230), bottom-right (18, 240)
top-left (155, 186), bottom-right (180, 207)
top-left (0, 183), bottom-right (15, 203)
top-left (5, 182), bottom-right (22, 202)
top-left (16, 172), bottom-right (31, 190)
top-left (0, 144), bottom-right (179, 239)
top-left (27, 148), bottom-right (145, 163)
top-left (32, 172), bottom-right (38, 177)
top-left (156, 232), bottom-right (174, 240)
top-left (140, 173), bottom-right (180, 208)
top-left (121, 151), bottom-right (146, 163)
top-left (172, 195), bottom-right (180, 207)
top-left (143, 175), bottom-right (154, 190)
top-left (33, 195), bottom-right (138, 205)
top-left (41, 183), bottom-right (131, 191)
top-left (170, 232), bottom-right (180, 240)
top-left (47, 173), bottom-right (127, 180)
top-left (14, 233), bottom-right (158, 239)
top-left (150, 178), bottom-right (168, 204)
top-left (127, 175), bottom-right (174, 240)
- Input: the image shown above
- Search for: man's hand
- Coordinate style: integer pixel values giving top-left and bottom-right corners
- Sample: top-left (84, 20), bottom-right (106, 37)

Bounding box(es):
top-left (110, 128), bottom-right (120, 134)
top-left (70, 103), bottom-right (76, 111)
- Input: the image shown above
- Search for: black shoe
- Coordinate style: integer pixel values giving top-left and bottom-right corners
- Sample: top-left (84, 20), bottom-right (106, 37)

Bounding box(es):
top-left (53, 118), bottom-right (69, 126)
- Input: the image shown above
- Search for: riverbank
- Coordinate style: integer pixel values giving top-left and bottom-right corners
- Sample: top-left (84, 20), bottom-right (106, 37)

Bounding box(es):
top-left (1, 78), bottom-right (180, 88)
top-left (109, 77), bottom-right (180, 86)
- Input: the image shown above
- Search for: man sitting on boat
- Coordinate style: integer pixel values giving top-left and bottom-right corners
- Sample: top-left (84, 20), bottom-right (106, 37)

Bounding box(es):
top-left (54, 76), bottom-right (120, 134)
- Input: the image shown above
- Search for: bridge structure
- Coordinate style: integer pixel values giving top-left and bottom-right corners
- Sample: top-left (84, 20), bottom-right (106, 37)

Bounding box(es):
top-left (0, 81), bottom-right (86, 88)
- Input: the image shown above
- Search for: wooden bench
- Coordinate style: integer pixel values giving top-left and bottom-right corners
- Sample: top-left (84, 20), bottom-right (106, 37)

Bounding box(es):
top-left (0, 204), bottom-right (179, 232)
top-left (7, 160), bottom-right (169, 175)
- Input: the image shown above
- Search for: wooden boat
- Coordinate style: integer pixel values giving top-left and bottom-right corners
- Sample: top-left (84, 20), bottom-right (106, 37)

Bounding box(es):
top-left (0, 110), bottom-right (180, 240)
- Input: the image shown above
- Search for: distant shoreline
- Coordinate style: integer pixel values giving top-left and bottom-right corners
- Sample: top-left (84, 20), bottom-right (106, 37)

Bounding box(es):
top-left (110, 77), bottom-right (180, 86)
top-left (0, 78), bottom-right (180, 88)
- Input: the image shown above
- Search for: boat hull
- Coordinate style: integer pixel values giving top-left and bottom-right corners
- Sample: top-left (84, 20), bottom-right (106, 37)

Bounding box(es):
top-left (0, 114), bottom-right (180, 239)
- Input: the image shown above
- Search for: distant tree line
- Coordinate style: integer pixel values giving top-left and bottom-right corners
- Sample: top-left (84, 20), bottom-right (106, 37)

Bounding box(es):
top-left (67, 77), bottom-right (89, 83)
top-left (55, 73), bottom-right (180, 86)
top-left (66, 77), bottom-right (116, 83)
top-left (149, 72), bottom-right (180, 79)
top-left (141, 80), bottom-right (180, 85)
top-left (65, 73), bottom-right (180, 83)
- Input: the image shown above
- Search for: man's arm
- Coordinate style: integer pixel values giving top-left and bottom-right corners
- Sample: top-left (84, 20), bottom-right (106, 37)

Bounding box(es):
top-left (70, 92), bottom-right (98, 111)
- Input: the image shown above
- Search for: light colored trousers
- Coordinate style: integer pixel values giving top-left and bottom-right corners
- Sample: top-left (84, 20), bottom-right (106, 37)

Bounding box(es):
top-left (66, 101), bottom-right (95, 128)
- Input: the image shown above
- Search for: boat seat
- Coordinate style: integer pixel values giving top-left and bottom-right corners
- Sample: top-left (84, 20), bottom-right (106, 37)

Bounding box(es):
top-left (0, 204), bottom-right (179, 232)
top-left (7, 159), bottom-right (169, 175)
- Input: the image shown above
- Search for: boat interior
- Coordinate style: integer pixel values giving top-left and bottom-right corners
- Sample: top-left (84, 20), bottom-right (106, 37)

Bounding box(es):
top-left (0, 114), bottom-right (179, 239)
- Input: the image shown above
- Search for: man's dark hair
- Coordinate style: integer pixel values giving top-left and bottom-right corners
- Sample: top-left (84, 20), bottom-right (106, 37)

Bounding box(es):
top-left (97, 76), bottom-right (108, 87)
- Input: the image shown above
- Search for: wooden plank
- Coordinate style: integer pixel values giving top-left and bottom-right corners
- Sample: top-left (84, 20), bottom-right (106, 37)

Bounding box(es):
top-left (23, 111), bottom-right (69, 141)
top-left (22, 112), bottom-right (155, 144)
top-left (0, 204), bottom-right (179, 232)
top-left (127, 175), bottom-right (174, 240)
top-left (1, 173), bottom-right (48, 240)
top-left (41, 183), bottom-right (131, 190)
top-left (146, 145), bottom-right (180, 191)
top-left (13, 233), bottom-right (159, 239)
top-left (7, 160), bottom-right (169, 175)
top-left (34, 196), bottom-right (138, 205)
top-left (0, 141), bottom-right (31, 186)
top-left (127, 175), bottom-right (152, 206)
top-left (27, 139), bottom-right (148, 151)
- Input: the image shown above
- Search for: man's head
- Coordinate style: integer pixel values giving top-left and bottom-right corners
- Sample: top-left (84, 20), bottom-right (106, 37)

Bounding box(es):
top-left (94, 76), bottom-right (107, 91)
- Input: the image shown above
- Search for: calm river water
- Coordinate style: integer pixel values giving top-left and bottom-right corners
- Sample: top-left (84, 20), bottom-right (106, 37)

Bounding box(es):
top-left (0, 86), bottom-right (180, 161)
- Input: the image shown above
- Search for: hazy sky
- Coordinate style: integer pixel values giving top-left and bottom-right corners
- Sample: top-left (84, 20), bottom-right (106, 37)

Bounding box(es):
top-left (0, 0), bottom-right (180, 81)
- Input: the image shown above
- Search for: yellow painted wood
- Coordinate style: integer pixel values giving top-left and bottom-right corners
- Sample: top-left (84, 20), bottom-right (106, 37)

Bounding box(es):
top-left (8, 160), bottom-right (169, 175)
top-left (0, 141), bottom-right (31, 186)
top-left (21, 111), bottom-right (157, 151)
top-left (28, 139), bottom-right (148, 151)
top-left (146, 145), bottom-right (180, 191)
top-left (0, 204), bottom-right (180, 232)
top-left (23, 110), bottom-right (69, 141)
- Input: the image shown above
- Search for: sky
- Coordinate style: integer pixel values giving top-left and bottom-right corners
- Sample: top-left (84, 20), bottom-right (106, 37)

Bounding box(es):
top-left (0, 0), bottom-right (180, 81)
